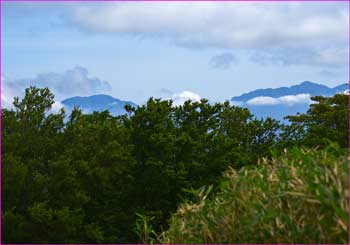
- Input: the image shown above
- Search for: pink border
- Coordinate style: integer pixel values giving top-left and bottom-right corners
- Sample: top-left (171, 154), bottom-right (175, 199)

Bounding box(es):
top-left (1, 0), bottom-right (3, 243)
top-left (0, 0), bottom-right (349, 244)
top-left (348, 1), bottom-right (350, 243)
top-left (0, 0), bottom-right (349, 2)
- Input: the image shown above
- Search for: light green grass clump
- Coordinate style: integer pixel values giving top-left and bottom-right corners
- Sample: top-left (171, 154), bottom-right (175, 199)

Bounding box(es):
top-left (161, 146), bottom-right (348, 243)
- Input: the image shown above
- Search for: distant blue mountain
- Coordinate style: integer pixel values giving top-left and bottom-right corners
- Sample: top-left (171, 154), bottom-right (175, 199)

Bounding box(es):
top-left (60, 81), bottom-right (347, 121)
top-left (62, 94), bottom-right (137, 116)
top-left (332, 83), bottom-right (349, 93)
top-left (244, 103), bottom-right (310, 122)
top-left (231, 81), bottom-right (347, 102)
top-left (231, 81), bottom-right (347, 122)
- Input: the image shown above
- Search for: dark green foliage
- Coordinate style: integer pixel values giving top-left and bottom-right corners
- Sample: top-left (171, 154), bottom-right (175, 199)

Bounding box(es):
top-left (282, 94), bottom-right (348, 148)
top-left (2, 87), bottom-right (348, 243)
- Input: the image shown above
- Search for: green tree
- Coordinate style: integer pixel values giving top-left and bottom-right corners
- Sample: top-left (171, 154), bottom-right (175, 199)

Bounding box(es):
top-left (282, 94), bottom-right (348, 149)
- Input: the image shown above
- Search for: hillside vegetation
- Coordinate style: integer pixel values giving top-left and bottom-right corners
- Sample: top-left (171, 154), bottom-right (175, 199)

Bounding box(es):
top-left (161, 146), bottom-right (348, 244)
top-left (2, 86), bottom-right (348, 243)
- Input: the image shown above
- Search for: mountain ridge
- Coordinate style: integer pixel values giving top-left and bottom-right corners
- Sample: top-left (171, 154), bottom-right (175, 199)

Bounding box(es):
top-left (60, 81), bottom-right (347, 121)
top-left (62, 94), bottom-right (137, 116)
top-left (230, 81), bottom-right (347, 121)
top-left (231, 81), bottom-right (347, 102)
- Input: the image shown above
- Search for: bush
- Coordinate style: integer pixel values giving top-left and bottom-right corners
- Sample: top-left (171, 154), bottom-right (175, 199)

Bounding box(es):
top-left (161, 145), bottom-right (348, 243)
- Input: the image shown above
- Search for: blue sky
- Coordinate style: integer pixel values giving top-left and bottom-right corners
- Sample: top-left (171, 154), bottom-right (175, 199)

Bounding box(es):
top-left (2, 2), bottom-right (349, 105)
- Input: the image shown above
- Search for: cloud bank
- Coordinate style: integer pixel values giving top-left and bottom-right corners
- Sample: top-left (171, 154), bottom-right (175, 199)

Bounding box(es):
top-left (2, 67), bottom-right (112, 108)
top-left (249, 46), bottom-right (348, 67)
top-left (72, 2), bottom-right (347, 48)
top-left (246, 93), bottom-right (311, 106)
top-left (71, 2), bottom-right (348, 67)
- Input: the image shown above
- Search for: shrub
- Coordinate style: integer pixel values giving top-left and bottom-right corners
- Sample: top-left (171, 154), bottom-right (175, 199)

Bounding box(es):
top-left (161, 145), bottom-right (348, 243)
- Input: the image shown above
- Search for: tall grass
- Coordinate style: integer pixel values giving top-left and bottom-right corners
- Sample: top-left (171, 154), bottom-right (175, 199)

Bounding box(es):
top-left (160, 145), bottom-right (348, 243)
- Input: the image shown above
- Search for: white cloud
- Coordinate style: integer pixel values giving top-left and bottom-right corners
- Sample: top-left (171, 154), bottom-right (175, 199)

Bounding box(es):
top-left (171, 90), bottom-right (201, 106)
top-left (49, 101), bottom-right (65, 114)
top-left (70, 3), bottom-right (348, 68)
top-left (72, 3), bottom-right (348, 48)
top-left (246, 93), bottom-right (311, 106)
top-left (341, 89), bottom-right (349, 95)
top-left (1, 75), bottom-right (22, 109)
top-left (247, 96), bottom-right (280, 106)
top-left (279, 94), bottom-right (311, 105)
top-left (2, 67), bottom-right (112, 108)
top-left (250, 46), bottom-right (348, 67)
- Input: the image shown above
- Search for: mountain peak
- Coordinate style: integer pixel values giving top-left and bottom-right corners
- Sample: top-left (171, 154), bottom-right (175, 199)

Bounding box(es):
top-left (63, 94), bottom-right (117, 103)
top-left (300, 81), bottom-right (316, 86)
top-left (295, 81), bottom-right (324, 87)
top-left (297, 81), bottom-right (329, 89)
top-left (61, 94), bottom-right (137, 116)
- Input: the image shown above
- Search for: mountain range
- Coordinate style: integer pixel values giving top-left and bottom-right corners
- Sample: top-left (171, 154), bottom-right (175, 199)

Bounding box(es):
top-left (60, 81), bottom-right (348, 121)
top-left (230, 81), bottom-right (347, 121)
top-left (231, 81), bottom-right (347, 101)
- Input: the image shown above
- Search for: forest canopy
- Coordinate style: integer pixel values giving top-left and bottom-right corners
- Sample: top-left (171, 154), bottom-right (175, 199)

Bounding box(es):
top-left (2, 86), bottom-right (349, 243)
